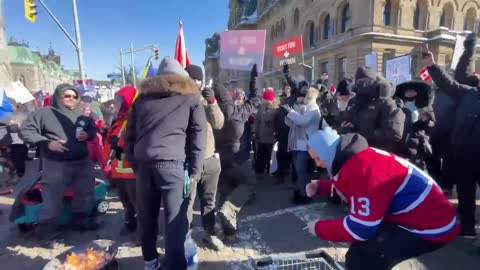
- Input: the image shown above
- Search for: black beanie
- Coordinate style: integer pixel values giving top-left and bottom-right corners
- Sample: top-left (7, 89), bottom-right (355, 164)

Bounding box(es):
top-left (337, 77), bottom-right (354, 96)
top-left (355, 66), bottom-right (377, 81)
top-left (185, 65), bottom-right (203, 82)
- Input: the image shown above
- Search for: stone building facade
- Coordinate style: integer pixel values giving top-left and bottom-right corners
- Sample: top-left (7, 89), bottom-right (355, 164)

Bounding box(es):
top-left (0, 0), bottom-right (13, 91)
top-left (7, 38), bottom-right (76, 94)
top-left (206, 0), bottom-right (480, 90)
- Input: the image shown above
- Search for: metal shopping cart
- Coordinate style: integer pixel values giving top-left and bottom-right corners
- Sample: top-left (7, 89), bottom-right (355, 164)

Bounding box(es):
top-left (255, 251), bottom-right (344, 270)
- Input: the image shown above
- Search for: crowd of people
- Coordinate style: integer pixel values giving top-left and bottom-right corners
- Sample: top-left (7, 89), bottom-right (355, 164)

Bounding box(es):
top-left (0, 33), bottom-right (477, 270)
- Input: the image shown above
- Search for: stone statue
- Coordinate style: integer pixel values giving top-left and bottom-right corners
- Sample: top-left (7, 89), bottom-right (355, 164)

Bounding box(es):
top-left (205, 33), bottom-right (220, 57)
top-left (240, 0), bottom-right (257, 18)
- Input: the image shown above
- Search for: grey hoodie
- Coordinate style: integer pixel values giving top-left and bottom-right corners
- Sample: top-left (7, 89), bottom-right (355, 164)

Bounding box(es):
top-left (20, 84), bottom-right (97, 161)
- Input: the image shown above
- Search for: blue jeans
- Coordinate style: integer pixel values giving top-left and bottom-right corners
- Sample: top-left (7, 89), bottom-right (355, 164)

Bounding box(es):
top-left (293, 151), bottom-right (310, 196)
top-left (136, 161), bottom-right (189, 270)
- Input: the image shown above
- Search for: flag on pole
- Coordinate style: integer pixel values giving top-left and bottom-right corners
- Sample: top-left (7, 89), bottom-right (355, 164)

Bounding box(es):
top-left (0, 88), bottom-right (14, 120)
top-left (142, 57), bottom-right (156, 79)
top-left (174, 22), bottom-right (191, 68)
top-left (419, 67), bottom-right (431, 82)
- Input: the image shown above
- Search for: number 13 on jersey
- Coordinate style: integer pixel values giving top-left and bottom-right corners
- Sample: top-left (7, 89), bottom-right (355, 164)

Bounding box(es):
top-left (350, 196), bottom-right (371, 217)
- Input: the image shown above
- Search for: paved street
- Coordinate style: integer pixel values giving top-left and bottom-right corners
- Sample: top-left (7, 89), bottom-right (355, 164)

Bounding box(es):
top-left (0, 166), bottom-right (479, 270)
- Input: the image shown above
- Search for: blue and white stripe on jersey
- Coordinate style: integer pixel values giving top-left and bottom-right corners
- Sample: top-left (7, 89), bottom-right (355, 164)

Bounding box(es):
top-left (388, 165), bottom-right (435, 215)
top-left (343, 215), bottom-right (382, 241)
top-left (399, 216), bottom-right (458, 238)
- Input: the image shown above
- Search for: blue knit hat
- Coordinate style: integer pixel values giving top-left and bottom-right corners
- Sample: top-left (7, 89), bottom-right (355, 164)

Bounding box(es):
top-left (307, 127), bottom-right (341, 171)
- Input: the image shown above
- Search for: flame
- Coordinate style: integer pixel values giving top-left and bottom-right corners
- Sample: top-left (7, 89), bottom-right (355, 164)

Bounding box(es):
top-left (58, 248), bottom-right (111, 270)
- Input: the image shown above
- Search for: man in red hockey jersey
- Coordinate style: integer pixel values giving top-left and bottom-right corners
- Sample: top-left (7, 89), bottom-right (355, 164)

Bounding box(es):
top-left (305, 127), bottom-right (459, 270)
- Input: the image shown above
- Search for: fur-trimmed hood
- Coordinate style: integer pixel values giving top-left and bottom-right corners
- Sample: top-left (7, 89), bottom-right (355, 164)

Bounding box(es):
top-left (394, 80), bottom-right (434, 108)
top-left (139, 74), bottom-right (199, 96)
top-left (305, 87), bottom-right (320, 106)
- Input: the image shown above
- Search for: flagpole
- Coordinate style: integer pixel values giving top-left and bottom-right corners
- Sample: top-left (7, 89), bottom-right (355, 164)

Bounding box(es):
top-left (130, 41), bottom-right (137, 87)
top-left (142, 56), bottom-right (154, 79)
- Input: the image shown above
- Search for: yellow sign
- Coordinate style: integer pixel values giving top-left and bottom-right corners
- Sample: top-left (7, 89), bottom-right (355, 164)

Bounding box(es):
top-left (24, 0), bottom-right (37, 23)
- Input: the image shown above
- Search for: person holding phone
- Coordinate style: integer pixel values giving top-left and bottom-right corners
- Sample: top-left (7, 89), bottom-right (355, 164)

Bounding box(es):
top-left (20, 84), bottom-right (99, 241)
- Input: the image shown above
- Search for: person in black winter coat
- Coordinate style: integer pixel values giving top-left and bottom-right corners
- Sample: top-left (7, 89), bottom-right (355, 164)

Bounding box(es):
top-left (394, 81), bottom-right (435, 170)
top-left (422, 51), bottom-right (480, 238)
top-left (125, 57), bottom-right (207, 270)
top-left (214, 64), bottom-right (262, 236)
top-left (340, 67), bottom-right (405, 153)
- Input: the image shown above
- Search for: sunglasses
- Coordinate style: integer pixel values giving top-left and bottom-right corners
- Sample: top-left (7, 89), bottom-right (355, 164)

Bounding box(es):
top-left (63, 94), bottom-right (79, 99)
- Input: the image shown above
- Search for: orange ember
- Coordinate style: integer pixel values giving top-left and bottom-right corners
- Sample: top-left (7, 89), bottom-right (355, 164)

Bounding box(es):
top-left (58, 248), bottom-right (111, 270)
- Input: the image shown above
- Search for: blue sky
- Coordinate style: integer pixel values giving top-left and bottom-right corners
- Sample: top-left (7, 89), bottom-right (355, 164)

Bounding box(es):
top-left (3, 0), bottom-right (228, 80)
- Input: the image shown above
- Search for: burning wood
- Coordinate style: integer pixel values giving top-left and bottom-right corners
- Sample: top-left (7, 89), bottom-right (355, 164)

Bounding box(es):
top-left (58, 248), bottom-right (111, 270)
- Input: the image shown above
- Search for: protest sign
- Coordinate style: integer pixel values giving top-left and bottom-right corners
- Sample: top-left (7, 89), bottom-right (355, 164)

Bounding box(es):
top-left (451, 34), bottom-right (467, 69)
top-left (73, 79), bottom-right (96, 96)
top-left (365, 52), bottom-right (378, 72)
top-left (385, 54), bottom-right (412, 86)
top-left (7, 81), bottom-right (34, 104)
top-left (220, 30), bottom-right (266, 72)
top-left (272, 36), bottom-right (304, 69)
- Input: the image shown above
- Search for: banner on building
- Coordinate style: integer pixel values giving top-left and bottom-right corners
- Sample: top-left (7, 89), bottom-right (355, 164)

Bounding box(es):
top-left (364, 51), bottom-right (378, 72)
top-left (385, 54), bottom-right (412, 86)
top-left (220, 30), bottom-right (266, 72)
top-left (272, 36), bottom-right (304, 69)
top-left (451, 34), bottom-right (467, 69)
top-left (73, 79), bottom-right (96, 96)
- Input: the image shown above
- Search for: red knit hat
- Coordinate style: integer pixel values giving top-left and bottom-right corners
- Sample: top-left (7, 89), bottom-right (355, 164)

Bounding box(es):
top-left (263, 89), bottom-right (275, 101)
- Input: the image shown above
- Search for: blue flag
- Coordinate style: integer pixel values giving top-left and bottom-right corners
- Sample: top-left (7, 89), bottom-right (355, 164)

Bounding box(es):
top-left (0, 89), bottom-right (13, 121)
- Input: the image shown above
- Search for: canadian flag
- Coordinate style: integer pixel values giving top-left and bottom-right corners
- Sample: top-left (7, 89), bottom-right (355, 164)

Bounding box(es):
top-left (419, 67), bottom-right (431, 82)
top-left (330, 83), bottom-right (336, 93)
top-left (174, 22), bottom-right (191, 68)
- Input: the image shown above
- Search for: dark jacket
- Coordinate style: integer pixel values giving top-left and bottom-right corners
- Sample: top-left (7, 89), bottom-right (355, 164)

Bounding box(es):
top-left (125, 74), bottom-right (207, 177)
top-left (20, 84), bottom-right (97, 161)
top-left (214, 76), bottom-right (262, 168)
top-left (394, 81), bottom-right (435, 168)
top-left (253, 100), bottom-right (280, 144)
top-left (454, 33), bottom-right (479, 87)
top-left (430, 90), bottom-right (456, 142)
top-left (342, 80), bottom-right (405, 152)
top-left (427, 64), bottom-right (480, 160)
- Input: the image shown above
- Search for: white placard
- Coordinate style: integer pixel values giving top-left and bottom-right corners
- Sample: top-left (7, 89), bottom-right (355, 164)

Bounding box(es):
top-left (451, 34), bottom-right (467, 69)
top-left (365, 52), bottom-right (378, 72)
top-left (6, 81), bottom-right (35, 104)
top-left (385, 54), bottom-right (412, 86)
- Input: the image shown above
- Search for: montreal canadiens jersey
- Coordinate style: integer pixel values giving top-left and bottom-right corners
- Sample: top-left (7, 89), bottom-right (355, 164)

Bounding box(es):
top-left (315, 147), bottom-right (459, 243)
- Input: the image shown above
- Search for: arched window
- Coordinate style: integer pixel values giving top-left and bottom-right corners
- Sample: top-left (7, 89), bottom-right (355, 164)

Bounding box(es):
top-left (280, 18), bottom-right (286, 34)
top-left (271, 25), bottom-right (275, 40)
top-left (18, 75), bottom-right (27, 88)
top-left (383, 0), bottom-right (392, 26)
top-left (276, 21), bottom-right (281, 38)
top-left (323, 14), bottom-right (331, 40)
top-left (305, 21), bottom-right (316, 47)
top-left (440, 3), bottom-right (454, 29)
top-left (294, 8), bottom-right (300, 27)
top-left (340, 3), bottom-right (352, 33)
top-left (464, 8), bottom-right (477, 31)
top-left (413, 0), bottom-right (428, 30)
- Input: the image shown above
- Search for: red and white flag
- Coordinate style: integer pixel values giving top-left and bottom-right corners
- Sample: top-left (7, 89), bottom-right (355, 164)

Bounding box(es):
top-left (174, 22), bottom-right (191, 68)
top-left (329, 83), bottom-right (336, 93)
top-left (419, 67), bottom-right (431, 82)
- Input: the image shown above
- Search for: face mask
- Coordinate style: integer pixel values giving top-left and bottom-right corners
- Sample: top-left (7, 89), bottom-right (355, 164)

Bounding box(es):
top-left (405, 96), bottom-right (416, 102)
top-left (406, 101), bottom-right (419, 123)
top-left (337, 100), bottom-right (349, 111)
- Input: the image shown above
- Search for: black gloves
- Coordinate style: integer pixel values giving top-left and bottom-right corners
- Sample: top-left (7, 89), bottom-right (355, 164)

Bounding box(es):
top-left (201, 87), bottom-right (215, 103)
top-left (464, 32), bottom-right (477, 48)
top-left (251, 64), bottom-right (258, 78)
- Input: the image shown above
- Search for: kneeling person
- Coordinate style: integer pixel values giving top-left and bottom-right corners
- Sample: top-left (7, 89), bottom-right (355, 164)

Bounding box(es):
top-left (305, 127), bottom-right (459, 270)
